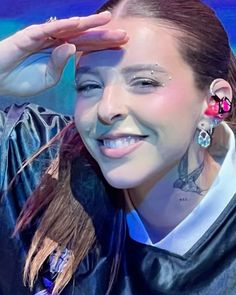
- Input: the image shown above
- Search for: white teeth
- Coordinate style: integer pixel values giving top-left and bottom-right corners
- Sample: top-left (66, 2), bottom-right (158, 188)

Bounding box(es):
top-left (102, 136), bottom-right (141, 149)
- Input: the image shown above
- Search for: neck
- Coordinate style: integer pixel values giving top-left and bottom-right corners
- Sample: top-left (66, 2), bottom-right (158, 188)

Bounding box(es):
top-left (127, 144), bottom-right (220, 242)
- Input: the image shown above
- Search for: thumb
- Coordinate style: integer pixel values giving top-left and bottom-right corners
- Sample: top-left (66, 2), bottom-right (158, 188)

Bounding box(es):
top-left (46, 43), bottom-right (76, 87)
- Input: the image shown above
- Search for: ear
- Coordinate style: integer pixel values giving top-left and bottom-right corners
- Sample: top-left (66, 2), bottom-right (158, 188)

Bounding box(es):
top-left (210, 78), bottom-right (233, 101)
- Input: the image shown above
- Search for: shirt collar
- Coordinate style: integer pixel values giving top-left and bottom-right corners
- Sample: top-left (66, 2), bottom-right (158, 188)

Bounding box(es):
top-left (126, 122), bottom-right (236, 255)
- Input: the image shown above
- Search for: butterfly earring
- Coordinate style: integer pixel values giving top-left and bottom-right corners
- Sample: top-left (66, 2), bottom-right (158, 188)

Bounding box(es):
top-left (197, 94), bottom-right (232, 148)
top-left (204, 94), bottom-right (232, 119)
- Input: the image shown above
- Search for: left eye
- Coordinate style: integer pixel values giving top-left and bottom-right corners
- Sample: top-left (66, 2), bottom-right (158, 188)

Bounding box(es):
top-left (130, 78), bottom-right (162, 89)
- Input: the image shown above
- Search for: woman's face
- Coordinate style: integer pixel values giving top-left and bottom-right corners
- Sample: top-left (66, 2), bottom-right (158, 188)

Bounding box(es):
top-left (74, 17), bottom-right (207, 190)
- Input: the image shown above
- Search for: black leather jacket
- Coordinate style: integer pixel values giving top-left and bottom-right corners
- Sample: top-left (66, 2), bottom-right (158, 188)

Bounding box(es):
top-left (1, 104), bottom-right (236, 295)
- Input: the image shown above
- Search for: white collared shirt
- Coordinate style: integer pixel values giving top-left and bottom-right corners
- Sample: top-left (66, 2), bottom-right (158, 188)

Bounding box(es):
top-left (126, 122), bottom-right (236, 255)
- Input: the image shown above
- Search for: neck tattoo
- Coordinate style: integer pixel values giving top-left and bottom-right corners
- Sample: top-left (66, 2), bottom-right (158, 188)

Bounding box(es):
top-left (173, 151), bottom-right (205, 197)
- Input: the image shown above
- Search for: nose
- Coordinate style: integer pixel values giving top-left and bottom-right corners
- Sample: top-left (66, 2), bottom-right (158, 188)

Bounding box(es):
top-left (97, 85), bottom-right (128, 125)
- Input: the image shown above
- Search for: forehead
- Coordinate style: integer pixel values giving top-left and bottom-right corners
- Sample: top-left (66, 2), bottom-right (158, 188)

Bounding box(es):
top-left (78, 17), bottom-right (188, 75)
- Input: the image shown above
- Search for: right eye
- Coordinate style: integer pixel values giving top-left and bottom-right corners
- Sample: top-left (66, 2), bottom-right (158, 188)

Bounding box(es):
top-left (76, 81), bottom-right (103, 97)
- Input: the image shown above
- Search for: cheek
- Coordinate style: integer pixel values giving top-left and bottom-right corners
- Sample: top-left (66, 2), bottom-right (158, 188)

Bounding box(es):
top-left (134, 88), bottom-right (202, 147)
top-left (132, 90), bottom-right (186, 127)
top-left (74, 99), bottom-right (96, 133)
top-left (145, 87), bottom-right (201, 122)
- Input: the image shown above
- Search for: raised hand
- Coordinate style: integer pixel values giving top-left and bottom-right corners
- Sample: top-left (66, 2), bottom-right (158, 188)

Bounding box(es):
top-left (0, 11), bottom-right (128, 96)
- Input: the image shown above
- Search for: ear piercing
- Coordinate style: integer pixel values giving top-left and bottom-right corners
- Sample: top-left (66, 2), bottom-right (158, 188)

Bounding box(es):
top-left (197, 90), bottom-right (232, 148)
top-left (205, 94), bottom-right (232, 119)
top-left (208, 80), bottom-right (232, 118)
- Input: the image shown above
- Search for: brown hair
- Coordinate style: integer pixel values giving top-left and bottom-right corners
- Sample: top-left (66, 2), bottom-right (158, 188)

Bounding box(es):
top-left (16, 0), bottom-right (236, 294)
top-left (15, 123), bottom-right (97, 294)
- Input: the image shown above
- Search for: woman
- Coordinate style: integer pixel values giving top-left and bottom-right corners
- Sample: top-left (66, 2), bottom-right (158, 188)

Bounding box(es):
top-left (1, 0), bottom-right (236, 294)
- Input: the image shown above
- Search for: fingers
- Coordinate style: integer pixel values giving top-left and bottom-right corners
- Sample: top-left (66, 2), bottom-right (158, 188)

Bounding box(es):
top-left (65, 29), bottom-right (129, 52)
top-left (0, 12), bottom-right (114, 73)
top-left (0, 11), bottom-right (129, 94)
top-left (6, 11), bottom-right (112, 54)
top-left (44, 26), bottom-right (128, 88)
top-left (64, 28), bottom-right (127, 42)
top-left (42, 11), bottom-right (112, 37)
top-left (46, 43), bottom-right (76, 87)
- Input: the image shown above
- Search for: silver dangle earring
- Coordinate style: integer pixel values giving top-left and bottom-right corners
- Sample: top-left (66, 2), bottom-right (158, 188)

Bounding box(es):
top-left (197, 119), bottom-right (213, 148)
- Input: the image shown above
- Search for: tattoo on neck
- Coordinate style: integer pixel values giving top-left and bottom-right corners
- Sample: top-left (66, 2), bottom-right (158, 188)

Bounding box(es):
top-left (173, 151), bottom-right (204, 195)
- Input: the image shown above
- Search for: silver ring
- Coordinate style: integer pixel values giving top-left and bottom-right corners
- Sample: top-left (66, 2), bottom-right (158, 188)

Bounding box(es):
top-left (45, 16), bottom-right (58, 40)
top-left (46, 16), bottom-right (57, 23)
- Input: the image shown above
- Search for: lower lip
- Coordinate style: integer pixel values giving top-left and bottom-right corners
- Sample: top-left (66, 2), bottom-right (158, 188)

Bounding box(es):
top-left (99, 140), bottom-right (144, 159)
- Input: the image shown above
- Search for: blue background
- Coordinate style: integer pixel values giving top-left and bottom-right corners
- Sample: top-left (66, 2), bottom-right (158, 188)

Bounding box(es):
top-left (0, 0), bottom-right (235, 113)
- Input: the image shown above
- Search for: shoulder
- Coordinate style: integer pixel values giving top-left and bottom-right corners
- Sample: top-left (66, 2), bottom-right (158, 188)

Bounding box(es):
top-left (1, 102), bottom-right (72, 142)
top-left (4, 102), bottom-right (72, 125)
top-left (0, 103), bottom-right (73, 191)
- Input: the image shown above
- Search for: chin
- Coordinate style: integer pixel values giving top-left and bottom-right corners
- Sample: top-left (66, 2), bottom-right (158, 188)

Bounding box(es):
top-left (102, 170), bottom-right (144, 190)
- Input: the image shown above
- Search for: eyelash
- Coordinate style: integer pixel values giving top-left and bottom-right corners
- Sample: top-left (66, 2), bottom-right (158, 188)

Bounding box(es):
top-left (76, 82), bottom-right (101, 92)
top-left (129, 78), bottom-right (162, 88)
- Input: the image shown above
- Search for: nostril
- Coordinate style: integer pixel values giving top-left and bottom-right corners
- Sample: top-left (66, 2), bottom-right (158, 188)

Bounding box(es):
top-left (111, 113), bottom-right (123, 120)
top-left (98, 112), bottom-right (124, 125)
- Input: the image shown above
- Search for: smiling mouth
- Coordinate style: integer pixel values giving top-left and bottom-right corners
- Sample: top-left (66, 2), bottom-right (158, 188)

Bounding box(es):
top-left (98, 135), bottom-right (147, 149)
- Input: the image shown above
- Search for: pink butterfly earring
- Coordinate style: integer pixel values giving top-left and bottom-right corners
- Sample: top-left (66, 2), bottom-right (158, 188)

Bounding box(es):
top-left (197, 90), bottom-right (232, 148)
top-left (204, 94), bottom-right (232, 119)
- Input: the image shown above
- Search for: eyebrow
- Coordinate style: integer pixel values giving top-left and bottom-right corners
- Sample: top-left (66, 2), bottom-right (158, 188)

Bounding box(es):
top-left (121, 64), bottom-right (168, 75)
top-left (75, 64), bottom-right (168, 77)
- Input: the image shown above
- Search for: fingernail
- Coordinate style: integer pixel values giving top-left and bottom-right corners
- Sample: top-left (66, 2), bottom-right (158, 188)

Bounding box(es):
top-left (69, 16), bottom-right (80, 20)
top-left (117, 29), bottom-right (127, 38)
top-left (99, 11), bottom-right (111, 16)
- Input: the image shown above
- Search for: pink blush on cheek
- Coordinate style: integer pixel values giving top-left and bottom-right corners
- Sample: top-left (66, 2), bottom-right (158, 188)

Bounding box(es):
top-left (139, 92), bottom-right (179, 120)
